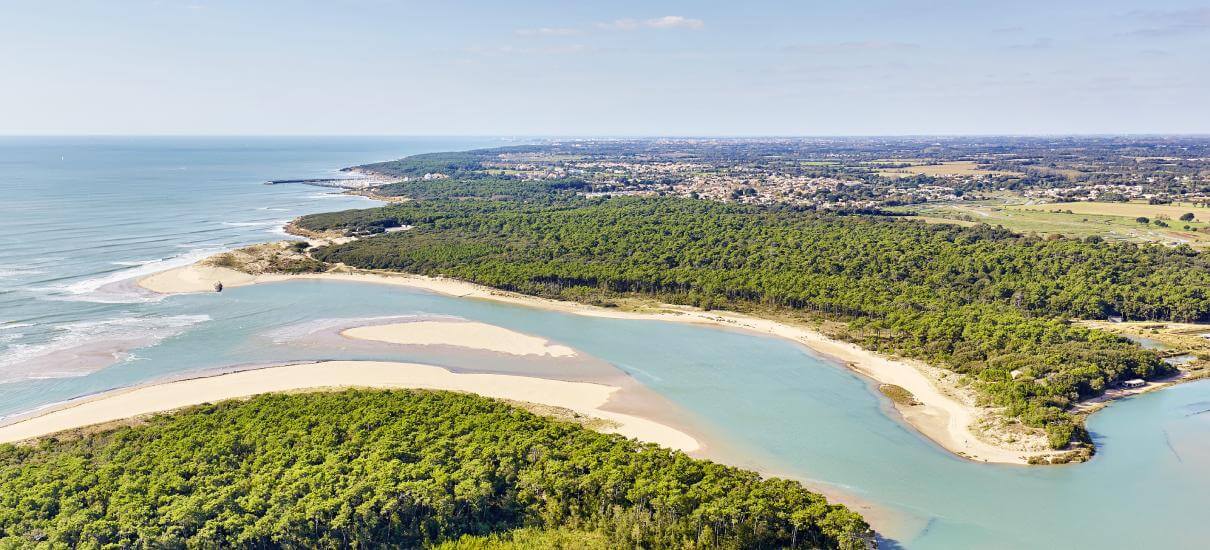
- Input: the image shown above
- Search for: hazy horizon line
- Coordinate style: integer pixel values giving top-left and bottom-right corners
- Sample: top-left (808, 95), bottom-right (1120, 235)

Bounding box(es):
top-left (3, 133), bottom-right (1209, 139)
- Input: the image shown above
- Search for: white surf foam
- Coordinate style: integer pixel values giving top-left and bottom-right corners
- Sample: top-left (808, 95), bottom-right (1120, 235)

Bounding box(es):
top-left (267, 219), bottom-right (294, 236)
top-left (0, 266), bottom-right (47, 279)
top-left (0, 323), bottom-right (32, 343)
top-left (42, 248), bottom-right (225, 303)
top-left (110, 259), bottom-right (158, 267)
top-left (222, 220), bottom-right (279, 227)
top-left (0, 314), bottom-right (211, 383)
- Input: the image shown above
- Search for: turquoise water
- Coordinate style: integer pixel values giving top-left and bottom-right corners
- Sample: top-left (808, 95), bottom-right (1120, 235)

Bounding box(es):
top-left (2, 138), bottom-right (1209, 549)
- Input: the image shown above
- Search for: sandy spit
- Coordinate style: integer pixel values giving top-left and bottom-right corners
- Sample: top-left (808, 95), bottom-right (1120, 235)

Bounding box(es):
top-left (137, 264), bottom-right (292, 293)
top-left (0, 360), bottom-right (699, 452)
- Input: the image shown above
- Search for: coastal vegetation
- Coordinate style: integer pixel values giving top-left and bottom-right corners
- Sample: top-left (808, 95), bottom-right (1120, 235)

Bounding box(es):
top-left (377, 175), bottom-right (588, 202)
top-left (352, 150), bottom-right (490, 179)
top-left (298, 194), bottom-right (1210, 448)
top-left (877, 385), bottom-right (920, 407)
top-left (205, 241), bottom-right (326, 274)
top-left (0, 390), bottom-right (871, 549)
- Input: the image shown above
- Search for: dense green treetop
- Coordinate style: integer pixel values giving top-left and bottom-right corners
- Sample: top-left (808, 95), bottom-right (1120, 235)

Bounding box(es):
top-left (0, 390), bottom-right (871, 549)
top-left (302, 197), bottom-right (1210, 323)
top-left (354, 151), bottom-right (492, 178)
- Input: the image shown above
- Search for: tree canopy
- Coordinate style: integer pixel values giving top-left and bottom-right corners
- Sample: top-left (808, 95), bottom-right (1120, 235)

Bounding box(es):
top-left (0, 390), bottom-right (871, 549)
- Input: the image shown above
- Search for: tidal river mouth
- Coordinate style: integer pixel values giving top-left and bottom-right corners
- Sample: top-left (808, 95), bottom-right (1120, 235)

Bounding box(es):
top-left (2, 137), bottom-right (1208, 549)
top-left (3, 279), bottom-right (1209, 548)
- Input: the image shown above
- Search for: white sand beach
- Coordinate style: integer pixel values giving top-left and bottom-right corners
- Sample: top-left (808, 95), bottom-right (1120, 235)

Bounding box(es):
top-left (137, 259), bottom-right (1038, 464)
top-left (0, 360), bottom-right (699, 452)
top-left (343, 321), bottom-right (576, 357)
top-left (137, 264), bottom-right (291, 293)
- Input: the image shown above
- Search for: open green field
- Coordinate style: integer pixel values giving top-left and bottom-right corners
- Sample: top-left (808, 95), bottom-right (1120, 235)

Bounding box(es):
top-left (1011, 200), bottom-right (1209, 222)
top-left (899, 199), bottom-right (1210, 248)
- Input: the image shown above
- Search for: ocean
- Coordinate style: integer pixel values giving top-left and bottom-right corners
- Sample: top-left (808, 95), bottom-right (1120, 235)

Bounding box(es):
top-left (0, 136), bottom-right (503, 384)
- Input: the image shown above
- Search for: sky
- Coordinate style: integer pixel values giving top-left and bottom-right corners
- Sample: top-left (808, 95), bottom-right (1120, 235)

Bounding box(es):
top-left (1, 0), bottom-right (1208, 135)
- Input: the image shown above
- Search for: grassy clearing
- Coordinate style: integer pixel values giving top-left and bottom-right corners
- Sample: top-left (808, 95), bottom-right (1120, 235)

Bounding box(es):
top-left (1081, 320), bottom-right (1210, 357)
top-left (878, 384), bottom-right (921, 406)
top-left (900, 200), bottom-right (1210, 249)
top-left (910, 215), bottom-right (979, 227)
top-left (1010, 201), bottom-right (1210, 222)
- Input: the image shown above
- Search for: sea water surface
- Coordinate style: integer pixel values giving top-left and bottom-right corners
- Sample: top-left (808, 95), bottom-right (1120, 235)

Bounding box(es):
top-left (2, 138), bottom-right (1209, 549)
top-left (0, 136), bottom-right (502, 381)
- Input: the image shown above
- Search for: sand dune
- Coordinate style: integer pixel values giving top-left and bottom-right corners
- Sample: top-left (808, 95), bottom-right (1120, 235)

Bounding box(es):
top-left (138, 264), bottom-right (289, 293)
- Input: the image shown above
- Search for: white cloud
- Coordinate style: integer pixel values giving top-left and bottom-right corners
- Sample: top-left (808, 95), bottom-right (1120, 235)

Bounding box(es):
top-left (515, 27), bottom-right (581, 37)
top-left (645, 16), bottom-right (704, 30)
top-left (598, 16), bottom-right (704, 31)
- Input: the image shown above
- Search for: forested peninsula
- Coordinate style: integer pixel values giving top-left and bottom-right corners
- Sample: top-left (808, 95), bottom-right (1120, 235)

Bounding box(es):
top-left (0, 390), bottom-right (871, 549)
top-left (296, 148), bottom-right (1210, 453)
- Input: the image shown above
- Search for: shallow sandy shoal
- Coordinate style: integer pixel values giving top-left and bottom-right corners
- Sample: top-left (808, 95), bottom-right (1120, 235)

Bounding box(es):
top-left (0, 360), bottom-right (699, 452)
top-left (342, 321), bottom-right (575, 357)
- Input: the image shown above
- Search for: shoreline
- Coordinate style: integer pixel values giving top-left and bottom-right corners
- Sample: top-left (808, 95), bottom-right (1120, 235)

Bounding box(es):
top-left (341, 320), bottom-right (578, 358)
top-left (0, 360), bottom-right (699, 452)
top-left (136, 258), bottom-right (1049, 464)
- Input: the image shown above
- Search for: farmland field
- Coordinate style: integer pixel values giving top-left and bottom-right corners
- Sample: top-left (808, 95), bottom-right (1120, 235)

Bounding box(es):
top-left (898, 199), bottom-right (1210, 248)
top-left (1010, 201), bottom-right (1210, 222)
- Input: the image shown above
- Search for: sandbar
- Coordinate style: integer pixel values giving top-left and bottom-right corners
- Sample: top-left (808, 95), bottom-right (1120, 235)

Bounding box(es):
top-left (0, 360), bottom-right (698, 452)
top-left (342, 321), bottom-right (575, 358)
